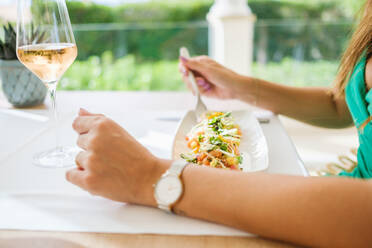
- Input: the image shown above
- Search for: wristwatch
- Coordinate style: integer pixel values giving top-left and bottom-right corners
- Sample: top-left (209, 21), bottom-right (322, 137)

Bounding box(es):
top-left (154, 160), bottom-right (189, 213)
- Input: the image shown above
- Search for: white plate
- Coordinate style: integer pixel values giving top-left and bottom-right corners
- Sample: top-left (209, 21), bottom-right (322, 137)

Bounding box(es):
top-left (172, 110), bottom-right (269, 172)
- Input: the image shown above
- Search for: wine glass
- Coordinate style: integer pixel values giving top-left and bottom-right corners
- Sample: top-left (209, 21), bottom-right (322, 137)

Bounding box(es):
top-left (17, 0), bottom-right (78, 168)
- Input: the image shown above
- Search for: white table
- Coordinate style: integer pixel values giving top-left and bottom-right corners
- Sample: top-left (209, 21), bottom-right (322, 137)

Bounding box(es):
top-left (0, 91), bottom-right (307, 248)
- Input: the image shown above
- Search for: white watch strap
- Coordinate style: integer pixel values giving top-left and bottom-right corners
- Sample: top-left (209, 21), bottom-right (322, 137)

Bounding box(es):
top-left (158, 204), bottom-right (172, 213)
top-left (168, 160), bottom-right (189, 176)
top-left (155, 160), bottom-right (189, 213)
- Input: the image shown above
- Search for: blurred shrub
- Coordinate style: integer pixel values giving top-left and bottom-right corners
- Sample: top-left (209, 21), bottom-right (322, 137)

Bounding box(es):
top-left (66, 1), bottom-right (116, 23)
top-left (252, 58), bottom-right (338, 87)
top-left (60, 52), bottom-right (186, 91)
top-left (60, 52), bottom-right (338, 91)
top-left (254, 21), bottom-right (352, 63)
top-left (67, 0), bottom-right (351, 24)
top-left (114, 0), bottom-right (212, 23)
top-left (66, 0), bottom-right (354, 62)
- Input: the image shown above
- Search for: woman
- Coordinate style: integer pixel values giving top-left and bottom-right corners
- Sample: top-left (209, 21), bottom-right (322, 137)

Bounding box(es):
top-left (66, 1), bottom-right (372, 247)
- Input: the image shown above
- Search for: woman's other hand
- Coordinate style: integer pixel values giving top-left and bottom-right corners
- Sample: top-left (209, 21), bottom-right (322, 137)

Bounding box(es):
top-left (66, 108), bottom-right (170, 207)
top-left (179, 56), bottom-right (249, 100)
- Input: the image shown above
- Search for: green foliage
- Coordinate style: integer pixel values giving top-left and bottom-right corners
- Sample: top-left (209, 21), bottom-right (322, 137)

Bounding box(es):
top-left (60, 52), bottom-right (186, 91)
top-left (66, 0), bottom-right (351, 24)
top-left (338, 0), bottom-right (365, 18)
top-left (249, 0), bottom-right (345, 20)
top-left (66, 1), bottom-right (116, 23)
top-left (0, 23), bottom-right (17, 60)
top-left (65, 0), bottom-right (354, 62)
top-left (0, 23), bottom-right (46, 60)
top-left (114, 0), bottom-right (213, 23)
top-left (252, 58), bottom-right (338, 87)
top-left (254, 21), bottom-right (352, 63)
top-left (60, 53), bottom-right (338, 91)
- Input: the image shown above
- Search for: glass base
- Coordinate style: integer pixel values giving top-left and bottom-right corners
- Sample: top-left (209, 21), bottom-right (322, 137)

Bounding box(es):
top-left (33, 146), bottom-right (80, 168)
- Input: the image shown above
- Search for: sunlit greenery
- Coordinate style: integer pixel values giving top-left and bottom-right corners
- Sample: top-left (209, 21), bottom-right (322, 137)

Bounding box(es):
top-left (60, 52), bottom-right (338, 91)
top-left (0, 0), bottom-right (353, 92)
top-left (64, 0), bottom-right (355, 61)
top-left (60, 52), bottom-right (186, 91)
top-left (252, 59), bottom-right (338, 87)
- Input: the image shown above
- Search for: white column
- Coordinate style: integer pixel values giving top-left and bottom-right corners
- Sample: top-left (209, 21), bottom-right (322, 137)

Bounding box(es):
top-left (207, 0), bottom-right (256, 76)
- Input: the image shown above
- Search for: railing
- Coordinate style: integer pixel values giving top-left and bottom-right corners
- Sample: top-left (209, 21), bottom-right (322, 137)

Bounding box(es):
top-left (71, 19), bottom-right (353, 62)
top-left (0, 20), bottom-right (355, 90)
top-left (73, 21), bottom-right (208, 31)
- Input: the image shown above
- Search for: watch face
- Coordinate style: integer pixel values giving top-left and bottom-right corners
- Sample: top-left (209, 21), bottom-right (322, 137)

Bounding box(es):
top-left (155, 176), bottom-right (183, 205)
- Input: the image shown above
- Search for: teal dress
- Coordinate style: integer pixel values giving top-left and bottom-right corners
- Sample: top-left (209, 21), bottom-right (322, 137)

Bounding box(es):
top-left (340, 57), bottom-right (372, 178)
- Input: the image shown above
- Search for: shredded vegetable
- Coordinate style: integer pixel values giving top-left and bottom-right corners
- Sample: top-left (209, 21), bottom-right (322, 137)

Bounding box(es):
top-left (180, 112), bottom-right (243, 170)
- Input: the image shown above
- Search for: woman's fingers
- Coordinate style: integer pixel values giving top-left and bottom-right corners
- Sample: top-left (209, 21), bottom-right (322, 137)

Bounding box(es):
top-left (182, 74), bottom-right (195, 95)
top-left (79, 108), bottom-right (93, 116)
top-left (196, 77), bottom-right (212, 92)
top-left (179, 62), bottom-right (194, 93)
top-left (73, 116), bottom-right (94, 134)
top-left (79, 108), bottom-right (104, 117)
top-left (66, 168), bottom-right (85, 187)
top-left (178, 62), bottom-right (189, 77)
top-left (77, 133), bottom-right (90, 150)
top-left (182, 75), bottom-right (213, 96)
top-left (180, 55), bottom-right (211, 75)
top-left (73, 115), bottom-right (105, 134)
top-left (73, 109), bottom-right (106, 134)
top-left (183, 77), bottom-right (194, 94)
top-left (179, 55), bottom-right (215, 96)
top-left (75, 151), bottom-right (87, 170)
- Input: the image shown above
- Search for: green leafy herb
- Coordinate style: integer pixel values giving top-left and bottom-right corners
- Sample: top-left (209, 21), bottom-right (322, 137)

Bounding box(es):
top-left (237, 156), bottom-right (243, 164)
top-left (209, 136), bottom-right (222, 145)
top-left (208, 112), bottom-right (233, 134)
top-left (180, 153), bottom-right (197, 163)
top-left (220, 143), bottom-right (228, 151)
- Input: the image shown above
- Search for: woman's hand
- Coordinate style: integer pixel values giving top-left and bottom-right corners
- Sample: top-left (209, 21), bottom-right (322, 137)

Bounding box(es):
top-left (66, 108), bottom-right (170, 207)
top-left (179, 56), bottom-right (250, 100)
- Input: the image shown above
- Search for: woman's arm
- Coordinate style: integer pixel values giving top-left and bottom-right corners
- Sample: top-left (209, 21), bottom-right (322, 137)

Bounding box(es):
top-left (180, 57), bottom-right (353, 128)
top-left (67, 110), bottom-right (371, 248)
top-left (172, 163), bottom-right (372, 248)
top-left (239, 79), bottom-right (352, 128)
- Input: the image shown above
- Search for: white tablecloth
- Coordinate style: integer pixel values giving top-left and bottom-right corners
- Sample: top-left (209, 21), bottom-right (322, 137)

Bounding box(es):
top-left (0, 92), bottom-right (307, 235)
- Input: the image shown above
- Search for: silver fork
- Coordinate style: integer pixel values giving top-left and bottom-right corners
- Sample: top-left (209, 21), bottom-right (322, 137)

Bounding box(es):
top-left (180, 47), bottom-right (208, 121)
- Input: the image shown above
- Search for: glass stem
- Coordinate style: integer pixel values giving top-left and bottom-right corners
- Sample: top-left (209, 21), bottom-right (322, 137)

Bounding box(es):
top-left (49, 82), bottom-right (61, 151)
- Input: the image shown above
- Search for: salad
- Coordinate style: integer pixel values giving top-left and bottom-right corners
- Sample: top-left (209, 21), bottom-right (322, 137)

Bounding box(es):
top-left (180, 112), bottom-right (243, 170)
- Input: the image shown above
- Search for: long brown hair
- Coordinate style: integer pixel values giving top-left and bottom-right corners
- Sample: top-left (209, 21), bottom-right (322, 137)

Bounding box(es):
top-left (334, 0), bottom-right (372, 130)
top-left (334, 0), bottom-right (372, 96)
